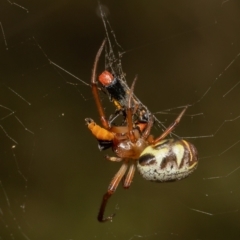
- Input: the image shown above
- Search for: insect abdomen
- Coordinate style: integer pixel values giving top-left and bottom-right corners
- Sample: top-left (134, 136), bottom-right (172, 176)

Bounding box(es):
top-left (137, 139), bottom-right (198, 182)
top-left (86, 118), bottom-right (114, 141)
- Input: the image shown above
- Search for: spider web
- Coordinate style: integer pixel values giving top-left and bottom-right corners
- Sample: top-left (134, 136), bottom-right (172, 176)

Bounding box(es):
top-left (0, 0), bottom-right (240, 239)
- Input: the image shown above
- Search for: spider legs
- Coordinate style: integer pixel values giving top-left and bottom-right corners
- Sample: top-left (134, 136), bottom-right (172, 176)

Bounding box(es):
top-left (153, 106), bottom-right (188, 144)
top-left (105, 155), bottom-right (122, 162)
top-left (98, 192), bottom-right (115, 222)
top-left (91, 39), bottom-right (110, 129)
top-left (98, 162), bottom-right (128, 222)
top-left (124, 162), bottom-right (136, 188)
top-left (98, 161), bottom-right (136, 222)
top-left (126, 76), bottom-right (141, 142)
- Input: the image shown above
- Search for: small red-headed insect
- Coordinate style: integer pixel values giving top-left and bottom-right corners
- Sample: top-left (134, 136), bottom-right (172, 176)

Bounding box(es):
top-left (98, 68), bottom-right (150, 124)
top-left (86, 39), bottom-right (198, 223)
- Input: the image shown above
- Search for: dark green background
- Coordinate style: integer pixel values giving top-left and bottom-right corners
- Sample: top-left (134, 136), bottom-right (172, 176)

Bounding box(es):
top-left (1, 1), bottom-right (240, 239)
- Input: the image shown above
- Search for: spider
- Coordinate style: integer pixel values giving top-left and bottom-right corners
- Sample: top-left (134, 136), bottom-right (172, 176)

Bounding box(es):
top-left (86, 39), bottom-right (198, 222)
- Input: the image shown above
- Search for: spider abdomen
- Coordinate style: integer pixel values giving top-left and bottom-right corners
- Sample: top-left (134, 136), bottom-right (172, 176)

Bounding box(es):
top-left (137, 139), bottom-right (198, 182)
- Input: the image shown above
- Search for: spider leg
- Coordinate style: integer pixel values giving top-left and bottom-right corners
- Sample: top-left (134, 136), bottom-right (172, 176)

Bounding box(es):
top-left (126, 76), bottom-right (138, 142)
top-left (123, 162), bottom-right (136, 188)
top-left (105, 155), bottom-right (123, 162)
top-left (91, 39), bottom-right (110, 129)
top-left (141, 114), bottom-right (154, 140)
top-left (98, 162), bottom-right (128, 222)
top-left (153, 106), bottom-right (188, 144)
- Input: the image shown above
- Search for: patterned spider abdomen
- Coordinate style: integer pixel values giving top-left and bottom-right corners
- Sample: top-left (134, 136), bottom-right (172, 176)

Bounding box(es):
top-left (137, 139), bottom-right (198, 182)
